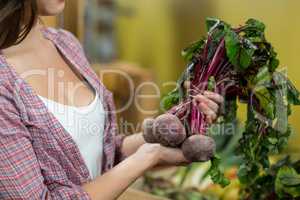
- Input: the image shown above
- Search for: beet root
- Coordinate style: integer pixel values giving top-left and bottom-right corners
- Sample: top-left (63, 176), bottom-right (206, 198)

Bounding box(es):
top-left (153, 114), bottom-right (186, 147)
top-left (142, 118), bottom-right (157, 143)
top-left (181, 135), bottom-right (216, 162)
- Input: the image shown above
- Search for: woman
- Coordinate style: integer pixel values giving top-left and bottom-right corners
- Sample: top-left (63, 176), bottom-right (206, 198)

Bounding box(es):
top-left (0, 0), bottom-right (223, 199)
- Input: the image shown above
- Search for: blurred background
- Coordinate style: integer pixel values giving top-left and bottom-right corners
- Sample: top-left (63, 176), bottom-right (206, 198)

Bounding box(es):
top-left (43, 0), bottom-right (300, 199)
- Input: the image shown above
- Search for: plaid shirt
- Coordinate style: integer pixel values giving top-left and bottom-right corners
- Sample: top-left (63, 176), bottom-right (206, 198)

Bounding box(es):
top-left (0, 28), bottom-right (124, 199)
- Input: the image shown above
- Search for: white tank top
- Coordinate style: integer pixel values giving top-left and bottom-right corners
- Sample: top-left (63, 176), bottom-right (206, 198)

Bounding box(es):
top-left (39, 92), bottom-right (105, 179)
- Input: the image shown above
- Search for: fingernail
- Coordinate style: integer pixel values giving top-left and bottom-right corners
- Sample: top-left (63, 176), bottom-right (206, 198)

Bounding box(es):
top-left (200, 102), bottom-right (206, 107)
top-left (193, 100), bottom-right (197, 106)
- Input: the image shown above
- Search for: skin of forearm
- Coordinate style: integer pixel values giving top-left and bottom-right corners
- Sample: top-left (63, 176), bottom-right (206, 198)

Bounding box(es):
top-left (82, 152), bottom-right (154, 200)
top-left (121, 133), bottom-right (145, 157)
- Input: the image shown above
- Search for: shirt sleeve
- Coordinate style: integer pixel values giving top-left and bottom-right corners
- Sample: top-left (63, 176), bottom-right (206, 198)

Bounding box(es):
top-left (114, 134), bottom-right (126, 164)
top-left (0, 89), bottom-right (91, 200)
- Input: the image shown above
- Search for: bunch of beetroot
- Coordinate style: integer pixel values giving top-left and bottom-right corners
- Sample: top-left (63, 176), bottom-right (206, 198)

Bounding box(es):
top-left (142, 18), bottom-right (300, 188)
top-left (143, 18), bottom-right (237, 163)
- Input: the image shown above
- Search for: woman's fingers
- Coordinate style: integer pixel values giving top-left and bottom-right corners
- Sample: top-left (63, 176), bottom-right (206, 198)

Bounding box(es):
top-left (194, 92), bottom-right (223, 123)
top-left (203, 91), bottom-right (224, 104)
top-left (196, 102), bottom-right (217, 123)
top-left (194, 94), bottom-right (219, 113)
top-left (184, 81), bottom-right (191, 90)
top-left (160, 146), bottom-right (189, 166)
top-left (184, 84), bottom-right (224, 123)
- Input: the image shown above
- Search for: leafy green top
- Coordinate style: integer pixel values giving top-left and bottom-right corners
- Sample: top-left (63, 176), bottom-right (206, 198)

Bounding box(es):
top-left (160, 17), bottom-right (300, 198)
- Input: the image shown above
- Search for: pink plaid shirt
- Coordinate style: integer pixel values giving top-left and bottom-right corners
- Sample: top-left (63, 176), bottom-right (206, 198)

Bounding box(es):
top-left (0, 28), bottom-right (124, 199)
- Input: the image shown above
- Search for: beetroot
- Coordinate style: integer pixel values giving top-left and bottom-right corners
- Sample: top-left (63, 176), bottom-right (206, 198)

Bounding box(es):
top-left (181, 135), bottom-right (216, 162)
top-left (142, 118), bottom-right (157, 143)
top-left (153, 114), bottom-right (186, 147)
top-left (142, 114), bottom-right (215, 161)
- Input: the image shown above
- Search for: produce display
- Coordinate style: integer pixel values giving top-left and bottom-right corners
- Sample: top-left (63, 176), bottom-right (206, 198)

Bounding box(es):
top-left (142, 18), bottom-right (300, 199)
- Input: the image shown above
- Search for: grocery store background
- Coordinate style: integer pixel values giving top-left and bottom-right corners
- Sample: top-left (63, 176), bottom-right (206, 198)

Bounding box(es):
top-left (45, 0), bottom-right (300, 156)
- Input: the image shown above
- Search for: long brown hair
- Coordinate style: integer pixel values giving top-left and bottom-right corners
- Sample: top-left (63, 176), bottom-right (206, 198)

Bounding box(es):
top-left (0, 0), bottom-right (38, 49)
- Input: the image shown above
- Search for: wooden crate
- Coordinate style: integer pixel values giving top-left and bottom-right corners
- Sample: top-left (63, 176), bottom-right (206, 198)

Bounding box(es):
top-left (119, 188), bottom-right (167, 200)
top-left (94, 62), bottom-right (160, 134)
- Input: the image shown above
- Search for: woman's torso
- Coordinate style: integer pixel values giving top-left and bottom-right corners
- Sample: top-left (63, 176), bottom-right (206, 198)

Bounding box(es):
top-left (0, 27), bottom-right (120, 187)
top-left (5, 25), bottom-right (104, 178)
top-left (3, 24), bottom-right (105, 179)
top-left (39, 90), bottom-right (105, 179)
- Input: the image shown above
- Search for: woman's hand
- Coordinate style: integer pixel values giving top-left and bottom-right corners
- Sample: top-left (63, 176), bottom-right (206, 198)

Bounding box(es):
top-left (133, 143), bottom-right (188, 168)
top-left (185, 81), bottom-right (224, 124)
top-left (194, 91), bottom-right (224, 124)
